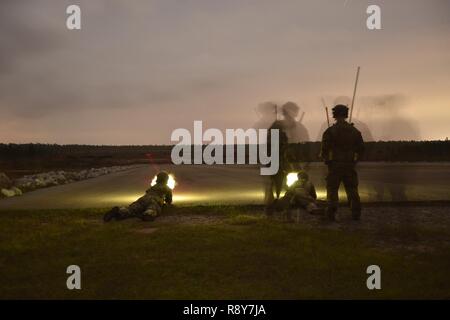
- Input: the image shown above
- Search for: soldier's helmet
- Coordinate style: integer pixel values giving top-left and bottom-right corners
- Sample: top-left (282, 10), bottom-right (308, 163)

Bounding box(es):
top-left (332, 104), bottom-right (349, 119)
top-left (297, 170), bottom-right (309, 181)
top-left (281, 101), bottom-right (299, 118)
top-left (156, 171), bottom-right (169, 184)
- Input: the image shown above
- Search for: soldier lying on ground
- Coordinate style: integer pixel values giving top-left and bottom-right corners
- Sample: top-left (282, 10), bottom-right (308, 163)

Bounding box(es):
top-left (103, 171), bottom-right (173, 222)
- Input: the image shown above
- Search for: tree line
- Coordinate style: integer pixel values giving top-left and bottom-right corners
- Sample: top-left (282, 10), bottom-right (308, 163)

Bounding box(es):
top-left (1, 141), bottom-right (449, 168)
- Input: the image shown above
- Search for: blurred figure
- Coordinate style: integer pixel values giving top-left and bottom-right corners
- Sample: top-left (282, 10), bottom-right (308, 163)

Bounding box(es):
top-left (378, 109), bottom-right (420, 142)
top-left (253, 102), bottom-right (286, 212)
top-left (254, 101), bottom-right (277, 130)
top-left (321, 104), bottom-right (365, 221)
top-left (359, 94), bottom-right (419, 141)
top-left (373, 170), bottom-right (407, 202)
top-left (352, 120), bottom-right (374, 141)
top-left (369, 94), bottom-right (419, 201)
top-left (280, 101), bottom-right (310, 143)
top-left (264, 120), bottom-right (289, 214)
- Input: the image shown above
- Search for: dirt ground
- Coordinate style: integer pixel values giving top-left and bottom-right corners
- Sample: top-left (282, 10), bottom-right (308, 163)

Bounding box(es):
top-left (146, 205), bottom-right (450, 254)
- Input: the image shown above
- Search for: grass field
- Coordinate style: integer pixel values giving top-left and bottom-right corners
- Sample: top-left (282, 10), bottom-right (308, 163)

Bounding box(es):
top-left (1, 206), bottom-right (450, 299)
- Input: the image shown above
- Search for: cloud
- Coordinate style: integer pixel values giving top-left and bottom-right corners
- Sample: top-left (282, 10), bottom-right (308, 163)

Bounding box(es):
top-left (359, 94), bottom-right (408, 110)
top-left (0, 0), bottom-right (448, 142)
top-left (0, 1), bottom-right (61, 73)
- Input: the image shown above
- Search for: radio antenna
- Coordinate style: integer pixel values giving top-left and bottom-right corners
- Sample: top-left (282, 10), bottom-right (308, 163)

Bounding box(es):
top-left (349, 66), bottom-right (360, 122)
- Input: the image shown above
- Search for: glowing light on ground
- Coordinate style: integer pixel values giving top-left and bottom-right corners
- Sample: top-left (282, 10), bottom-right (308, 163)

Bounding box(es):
top-left (92, 193), bottom-right (143, 204)
top-left (316, 190), bottom-right (327, 200)
top-left (173, 190), bottom-right (265, 204)
top-left (95, 188), bottom-right (329, 206)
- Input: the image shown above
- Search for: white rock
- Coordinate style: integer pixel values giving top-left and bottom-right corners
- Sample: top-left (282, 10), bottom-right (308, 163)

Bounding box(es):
top-left (0, 172), bottom-right (12, 189)
top-left (11, 187), bottom-right (22, 196)
top-left (1, 188), bottom-right (16, 197)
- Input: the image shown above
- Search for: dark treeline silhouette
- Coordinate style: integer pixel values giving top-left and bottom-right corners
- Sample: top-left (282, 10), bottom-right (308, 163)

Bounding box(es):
top-left (0, 144), bottom-right (171, 159)
top-left (0, 144), bottom-right (172, 174)
top-left (1, 141), bottom-right (449, 173)
top-left (288, 141), bottom-right (450, 162)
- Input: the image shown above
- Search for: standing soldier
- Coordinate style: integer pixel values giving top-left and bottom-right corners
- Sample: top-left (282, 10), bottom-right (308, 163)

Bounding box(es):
top-left (321, 104), bottom-right (364, 221)
top-left (280, 101), bottom-right (310, 143)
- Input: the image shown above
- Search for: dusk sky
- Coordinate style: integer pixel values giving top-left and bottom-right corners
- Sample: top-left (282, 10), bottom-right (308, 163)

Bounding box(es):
top-left (1, 0), bottom-right (449, 144)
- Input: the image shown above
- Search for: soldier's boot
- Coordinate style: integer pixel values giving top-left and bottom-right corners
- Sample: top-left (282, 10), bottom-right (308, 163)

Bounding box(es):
top-left (265, 199), bottom-right (278, 217)
top-left (350, 199), bottom-right (361, 221)
top-left (326, 207), bottom-right (337, 221)
top-left (140, 207), bottom-right (158, 221)
top-left (265, 206), bottom-right (273, 217)
top-left (103, 206), bottom-right (120, 222)
top-left (351, 210), bottom-right (361, 221)
top-left (285, 209), bottom-right (294, 223)
top-left (306, 202), bottom-right (323, 215)
top-left (347, 187), bottom-right (361, 221)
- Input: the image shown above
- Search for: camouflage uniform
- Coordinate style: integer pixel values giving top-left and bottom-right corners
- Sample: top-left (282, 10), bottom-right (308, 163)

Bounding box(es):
top-left (119, 183), bottom-right (172, 220)
top-left (284, 178), bottom-right (318, 213)
top-left (103, 175), bottom-right (172, 222)
top-left (321, 115), bottom-right (364, 220)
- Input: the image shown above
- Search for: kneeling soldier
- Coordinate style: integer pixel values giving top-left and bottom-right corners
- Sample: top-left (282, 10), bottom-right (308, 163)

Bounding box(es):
top-left (283, 171), bottom-right (321, 217)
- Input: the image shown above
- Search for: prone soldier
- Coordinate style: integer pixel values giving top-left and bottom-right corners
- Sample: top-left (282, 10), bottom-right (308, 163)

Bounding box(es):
top-left (103, 171), bottom-right (173, 222)
top-left (321, 104), bottom-right (364, 221)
